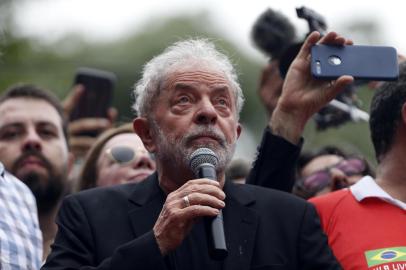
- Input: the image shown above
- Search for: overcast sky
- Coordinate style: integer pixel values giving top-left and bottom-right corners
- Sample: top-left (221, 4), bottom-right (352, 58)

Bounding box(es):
top-left (13, 0), bottom-right (404, 59)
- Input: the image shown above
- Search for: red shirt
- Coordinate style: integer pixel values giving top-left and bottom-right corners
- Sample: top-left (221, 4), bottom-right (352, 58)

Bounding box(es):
top-left (310, 177), bottom-right (406, 270)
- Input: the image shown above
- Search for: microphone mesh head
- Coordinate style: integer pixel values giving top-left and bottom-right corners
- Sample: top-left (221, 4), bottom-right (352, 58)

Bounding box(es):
top-left (189, 148), bottom-right (219, 176)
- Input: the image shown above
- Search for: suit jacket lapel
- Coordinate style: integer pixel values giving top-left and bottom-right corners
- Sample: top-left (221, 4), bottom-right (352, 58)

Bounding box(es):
top-left (127, 173), bottom-right (165, 237)
top-left (223, 181), bottom-right (259, 270)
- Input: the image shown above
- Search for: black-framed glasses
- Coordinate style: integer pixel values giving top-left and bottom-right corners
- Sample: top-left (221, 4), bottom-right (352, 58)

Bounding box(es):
top-left (105, 146), bottom-right (153, 165)
top-left (298, 158), bottom-right (366, 193)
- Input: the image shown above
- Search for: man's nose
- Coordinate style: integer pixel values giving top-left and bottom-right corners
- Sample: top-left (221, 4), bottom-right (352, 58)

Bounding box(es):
top-left (194, 99), bottom-right (217, 125)
top-left (132, 152), bottom-right (156, 170)
top-left (22, 128), bottom-right (42, 152)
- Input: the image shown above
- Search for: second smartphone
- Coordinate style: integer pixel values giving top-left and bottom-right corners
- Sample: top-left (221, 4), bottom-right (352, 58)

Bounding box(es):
top-left (69, 67), bottom-right (116, 122)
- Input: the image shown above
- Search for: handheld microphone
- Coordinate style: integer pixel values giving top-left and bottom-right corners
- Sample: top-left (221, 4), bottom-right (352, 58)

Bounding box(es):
top-left (189, 148), bottom-right (228, 260)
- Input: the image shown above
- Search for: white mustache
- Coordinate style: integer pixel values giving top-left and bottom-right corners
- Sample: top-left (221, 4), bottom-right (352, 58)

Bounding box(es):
top-left (183, 126), bottom-right (227, 147)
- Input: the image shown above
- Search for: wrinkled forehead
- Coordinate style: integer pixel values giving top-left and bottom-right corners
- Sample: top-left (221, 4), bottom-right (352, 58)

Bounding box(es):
top-left (162, 61), bottom-right (235, 95)
top-left (165, 71), bottom-right (231, 89)
top-left (0, 98), bottom-right (63, 127)
top-left (301, 155), bottom-right (344, 177)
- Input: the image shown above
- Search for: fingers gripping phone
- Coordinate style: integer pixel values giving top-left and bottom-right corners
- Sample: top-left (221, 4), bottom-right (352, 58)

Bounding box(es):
top-left (69, 67), bottom-right (116, 122)
top-left (311, 45), bottom-right (399, 81)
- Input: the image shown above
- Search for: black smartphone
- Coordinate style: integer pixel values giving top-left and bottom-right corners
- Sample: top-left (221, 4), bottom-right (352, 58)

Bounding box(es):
top-left (311, 45), bottom-right (398, 81)
top-left (69, 67), bottom-right (116, 122)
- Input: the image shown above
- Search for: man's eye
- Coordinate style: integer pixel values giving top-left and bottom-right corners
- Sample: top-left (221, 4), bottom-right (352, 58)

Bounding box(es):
top-left (217, 98), bottom-right (229, 107)
top-left (39, 129), bottom-right (57, 138)
top-left (0, 130), bottom-right (20, 140)
top-left (177, 96), bottom-right (190, 103)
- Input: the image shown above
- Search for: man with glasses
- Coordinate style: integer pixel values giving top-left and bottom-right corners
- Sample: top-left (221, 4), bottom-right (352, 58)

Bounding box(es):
top-left (309, 63), bottom-right (406, 270)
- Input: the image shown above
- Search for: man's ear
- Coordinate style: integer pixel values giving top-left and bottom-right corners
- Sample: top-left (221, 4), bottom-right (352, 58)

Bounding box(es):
top-left (133, 117), bottom-right (156, 152)
top-left (236, 123), bottom-right (242, 139)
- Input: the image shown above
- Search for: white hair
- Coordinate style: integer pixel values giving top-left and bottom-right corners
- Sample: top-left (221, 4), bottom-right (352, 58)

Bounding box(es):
top-left (133, 39), bottom-right (245, 118)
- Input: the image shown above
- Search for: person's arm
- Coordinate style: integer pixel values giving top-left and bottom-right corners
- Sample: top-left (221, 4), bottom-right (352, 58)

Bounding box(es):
top-left (247, 31), bottom-right (354, 192)
top-left (270, 31), bottom-right (354, 145)
top-left (246, 127), bottom-right (302, 192)
top-left (298, 203), bottom-right (342, 270)
top-left (42, 196), bottom-right (167, 270)
top-left (246, 56), bottom-right (301, 191)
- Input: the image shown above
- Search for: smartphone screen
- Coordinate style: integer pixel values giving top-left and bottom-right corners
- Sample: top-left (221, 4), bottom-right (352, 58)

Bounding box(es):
top-left (69, 67), bottom-right (116, 122)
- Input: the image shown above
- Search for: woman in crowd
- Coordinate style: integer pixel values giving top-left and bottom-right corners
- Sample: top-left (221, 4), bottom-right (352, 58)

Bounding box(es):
top-left (77, 123), bottom-right (156, 191)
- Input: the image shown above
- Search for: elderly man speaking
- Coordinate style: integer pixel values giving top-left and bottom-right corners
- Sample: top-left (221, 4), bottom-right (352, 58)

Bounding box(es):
top-left (43, 31), bottom-right (352, 270)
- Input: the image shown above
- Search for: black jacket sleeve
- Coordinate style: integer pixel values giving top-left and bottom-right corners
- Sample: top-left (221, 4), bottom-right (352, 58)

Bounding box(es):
top-left (41, 195), bottom-right (168, 270)
top-left (246, 127), bottom-right (302, 192)
top-left (298, 202), bottom-right (342, 270)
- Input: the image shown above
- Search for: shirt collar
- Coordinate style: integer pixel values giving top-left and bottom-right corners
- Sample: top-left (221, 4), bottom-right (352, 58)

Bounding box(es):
top-left (350, 175), bottom-right (406, 210)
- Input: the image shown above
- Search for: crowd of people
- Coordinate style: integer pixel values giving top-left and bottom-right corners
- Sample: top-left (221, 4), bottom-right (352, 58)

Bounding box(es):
top-left (0, 12), bottom-right (405, 270)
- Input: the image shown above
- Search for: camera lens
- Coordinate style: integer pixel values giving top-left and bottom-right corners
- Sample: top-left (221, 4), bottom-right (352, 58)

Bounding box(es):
top-left (315, 61), bottom-right (322, 74)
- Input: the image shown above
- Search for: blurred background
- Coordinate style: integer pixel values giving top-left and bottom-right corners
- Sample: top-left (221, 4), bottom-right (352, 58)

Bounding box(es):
top-left (0, 0), bottom-right (400, 164)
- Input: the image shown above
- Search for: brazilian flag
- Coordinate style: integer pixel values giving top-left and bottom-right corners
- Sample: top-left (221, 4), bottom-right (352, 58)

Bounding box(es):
top-left (365, 247), bottom-right (406, 267)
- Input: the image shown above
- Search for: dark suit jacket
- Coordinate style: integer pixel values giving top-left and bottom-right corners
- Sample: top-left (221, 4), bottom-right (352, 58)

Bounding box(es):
top-left (42, 173), bottom-right (341, 270)
top-left (246, 128), bottom-right (302, 192)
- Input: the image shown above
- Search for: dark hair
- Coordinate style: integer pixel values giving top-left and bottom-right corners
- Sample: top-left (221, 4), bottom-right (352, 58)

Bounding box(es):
top-left (297, 146), bottom-right (374, 178)
top-left (370, 62), bottom-right (406, 162)
top-left (293, 145), bottom-right (375, 199)
top-left (0, 83), bottom-right (69, 146)
top-left (297, 146), bottom-right (347, 176)
top-left (77, 123), bottom-right (134, 191)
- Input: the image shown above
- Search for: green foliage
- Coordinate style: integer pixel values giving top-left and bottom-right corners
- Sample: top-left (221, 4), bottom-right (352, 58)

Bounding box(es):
top-left (0, 11), bottom-right (376, 161)
top-left (1, 13), bottom-right (263, 123)
top-left (303, 85), bottom-right (376, 164)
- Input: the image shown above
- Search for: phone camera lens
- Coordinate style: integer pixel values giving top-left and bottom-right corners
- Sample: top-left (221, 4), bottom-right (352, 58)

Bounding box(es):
top-left (315, 61), bottom-right (322, 74)
top-left (328, 56), bottom-right (342, 66)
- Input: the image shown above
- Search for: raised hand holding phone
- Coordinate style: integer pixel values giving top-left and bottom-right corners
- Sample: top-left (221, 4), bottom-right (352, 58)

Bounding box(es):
top-left (270, 31), bottom-right (354, 144)
top-left (63, 68), bottom-right (118, 159)
top-left (69, 67), bottom-right (116, 122)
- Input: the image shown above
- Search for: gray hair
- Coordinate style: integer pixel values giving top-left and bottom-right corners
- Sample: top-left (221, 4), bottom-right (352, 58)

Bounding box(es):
top-left (133, 39), bottom-right (245, 118)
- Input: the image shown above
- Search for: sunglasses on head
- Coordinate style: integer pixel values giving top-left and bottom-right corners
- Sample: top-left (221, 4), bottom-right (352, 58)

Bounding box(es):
top-left (298, 158), bottom-right (366, 193)
top-left (105, 146), bottom-right (153, 165)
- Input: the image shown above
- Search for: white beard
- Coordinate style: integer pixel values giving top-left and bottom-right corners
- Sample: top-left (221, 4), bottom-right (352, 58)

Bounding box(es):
top-left (150, 120), bottom-right (236, 174)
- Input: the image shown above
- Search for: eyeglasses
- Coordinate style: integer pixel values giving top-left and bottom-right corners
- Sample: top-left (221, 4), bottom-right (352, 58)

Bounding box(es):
top-left (298, 158), bottom-right (366, 193)
top-left (105, 146), bottom-right (153, 165)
